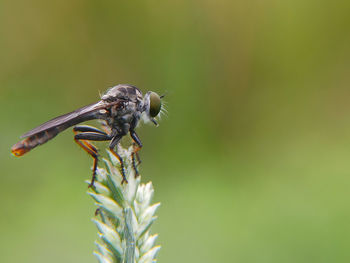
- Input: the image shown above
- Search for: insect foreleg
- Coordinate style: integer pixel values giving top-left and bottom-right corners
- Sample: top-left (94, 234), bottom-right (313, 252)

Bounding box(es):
top-left (130, 130), bottom-right (142, 148)
top-left (132, 142), bottom-right (142, 165)
top-left (130, 130), bottom-right (143, 177)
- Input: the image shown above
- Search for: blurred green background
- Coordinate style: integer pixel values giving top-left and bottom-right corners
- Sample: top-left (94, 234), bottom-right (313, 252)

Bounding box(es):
top-left (1, 0), bottom-right (350, 262)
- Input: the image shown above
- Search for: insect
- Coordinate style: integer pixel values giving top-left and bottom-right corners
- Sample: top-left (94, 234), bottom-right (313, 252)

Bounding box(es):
top-left (11, 84), bottom-right (164, 187)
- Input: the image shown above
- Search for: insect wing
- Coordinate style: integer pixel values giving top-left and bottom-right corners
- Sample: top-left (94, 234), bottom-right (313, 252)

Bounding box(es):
top-left (21, 100), bottom-right (109, 138)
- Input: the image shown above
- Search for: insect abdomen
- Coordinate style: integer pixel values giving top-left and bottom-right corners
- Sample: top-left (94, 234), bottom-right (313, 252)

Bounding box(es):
top-left (11, 128), bottom-right (60, 156)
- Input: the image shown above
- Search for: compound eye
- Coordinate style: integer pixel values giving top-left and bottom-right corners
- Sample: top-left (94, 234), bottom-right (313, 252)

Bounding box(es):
top-left (149, 92), bottom-right (161, 118)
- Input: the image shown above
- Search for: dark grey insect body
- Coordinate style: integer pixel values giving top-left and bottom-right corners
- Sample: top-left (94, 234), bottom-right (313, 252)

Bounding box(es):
top-left (11, 84), bottom-right (163, 186)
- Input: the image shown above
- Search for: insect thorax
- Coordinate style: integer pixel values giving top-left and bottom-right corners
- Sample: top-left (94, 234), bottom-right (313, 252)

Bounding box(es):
top-left (102, 85), bottom-right (144, 133)
top-left (102, 84), bottom-right (143, 103)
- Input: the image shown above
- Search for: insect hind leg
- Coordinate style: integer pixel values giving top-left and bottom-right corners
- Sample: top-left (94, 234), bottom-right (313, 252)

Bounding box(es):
top-left (73, 125), bottom-right (108, 135)
top-left (73, 129), bottom-right (112, 187)
top-left (74, 137), bottom-right (99, 188)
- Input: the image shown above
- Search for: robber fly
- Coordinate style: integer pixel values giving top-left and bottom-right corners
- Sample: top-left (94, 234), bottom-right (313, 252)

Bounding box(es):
top-left (11, 84), bottom-right (163, 186)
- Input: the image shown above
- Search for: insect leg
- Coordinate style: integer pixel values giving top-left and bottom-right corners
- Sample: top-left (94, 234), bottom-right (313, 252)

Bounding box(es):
top-left (109, 135), bottom-right (128, 184)
top-left (99, 120), bottom-right (112, 134)
top-left (73, 125), bottom-right (108, 135)
top-left (73, 131), bottom-right (112, 187)
top-left (132, 143), bottom-right (142, 164)
top-left (130, 131), bottom-right (143, 177)
top-left (131, 146), bottom-right (140, 177)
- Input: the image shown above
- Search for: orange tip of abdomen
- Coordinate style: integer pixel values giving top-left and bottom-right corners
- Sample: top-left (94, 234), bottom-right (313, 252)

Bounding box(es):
top-left (11, 142), bottom-right (30, 157)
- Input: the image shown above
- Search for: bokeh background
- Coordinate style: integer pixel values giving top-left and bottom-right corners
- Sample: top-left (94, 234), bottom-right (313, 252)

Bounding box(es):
top-left (1, 0), bottom-right (350, 262)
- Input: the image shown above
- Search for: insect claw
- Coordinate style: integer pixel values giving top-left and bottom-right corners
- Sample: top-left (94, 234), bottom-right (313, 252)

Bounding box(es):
top-left (95, 208), bottom-right (101, 216)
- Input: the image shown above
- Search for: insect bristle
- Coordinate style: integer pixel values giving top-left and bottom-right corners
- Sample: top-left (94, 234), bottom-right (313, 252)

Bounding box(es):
top-left (158, 101), bottom-right (168, 120)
